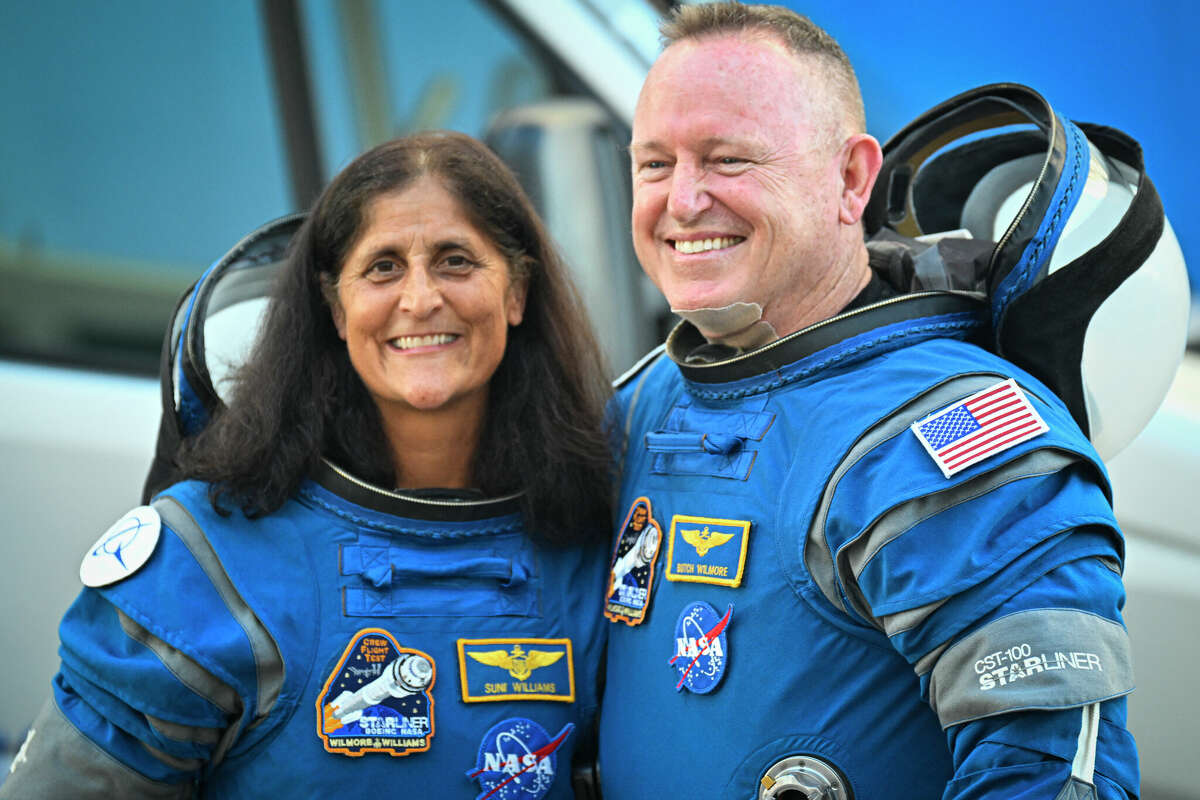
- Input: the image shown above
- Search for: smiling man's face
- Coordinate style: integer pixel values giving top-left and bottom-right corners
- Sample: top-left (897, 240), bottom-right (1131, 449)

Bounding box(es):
top-left (630, 33), bottom-right (850, 337)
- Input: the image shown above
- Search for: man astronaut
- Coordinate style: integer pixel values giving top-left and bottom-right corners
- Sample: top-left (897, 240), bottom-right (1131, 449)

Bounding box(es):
top-left (598, 3), bottom-right (1140, 798)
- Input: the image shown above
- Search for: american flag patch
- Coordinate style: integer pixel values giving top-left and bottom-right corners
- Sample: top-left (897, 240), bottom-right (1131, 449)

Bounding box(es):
top-left (911, 379), bottom-right (1049, 478)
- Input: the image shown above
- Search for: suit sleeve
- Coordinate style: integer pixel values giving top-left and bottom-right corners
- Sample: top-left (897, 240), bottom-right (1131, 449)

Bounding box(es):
top-left (2, 496), bottom-right (279, 797)
top-left (812, 379), bottom-right (1138, 798)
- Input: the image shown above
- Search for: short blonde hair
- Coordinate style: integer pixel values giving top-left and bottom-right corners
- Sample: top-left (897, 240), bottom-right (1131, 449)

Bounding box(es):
top-left (659, 2), bottom-right (866, 133)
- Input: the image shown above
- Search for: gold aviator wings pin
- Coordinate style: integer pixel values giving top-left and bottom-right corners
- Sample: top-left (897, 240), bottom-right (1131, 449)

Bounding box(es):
top-left (680, 526), bottom-right (735, 557)
top-left (467, 644), bottom-right (565, 681)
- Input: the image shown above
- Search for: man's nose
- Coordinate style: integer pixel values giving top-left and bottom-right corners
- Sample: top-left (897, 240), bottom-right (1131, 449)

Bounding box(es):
top-left (397, 267), bottom-right (443, 317)
top-left (666, 164), bottom-right (713, 223)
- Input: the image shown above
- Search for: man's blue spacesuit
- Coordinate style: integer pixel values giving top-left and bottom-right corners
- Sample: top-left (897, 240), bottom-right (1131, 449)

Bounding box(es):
top-left (598, 288), bottom-right (1139, 798)
top-left (6, 463), bottom-right (606, 798)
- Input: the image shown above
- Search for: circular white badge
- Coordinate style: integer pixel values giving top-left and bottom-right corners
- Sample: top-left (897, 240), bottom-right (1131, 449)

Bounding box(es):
top-left (79, 505), bottom-right (162, 587)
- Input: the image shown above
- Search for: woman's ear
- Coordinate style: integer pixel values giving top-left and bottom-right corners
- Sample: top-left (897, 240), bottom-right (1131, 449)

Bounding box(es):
top-left (506, 275), bottom-right (528, 327)
top-left (321, 274), bottom-right (347, 340)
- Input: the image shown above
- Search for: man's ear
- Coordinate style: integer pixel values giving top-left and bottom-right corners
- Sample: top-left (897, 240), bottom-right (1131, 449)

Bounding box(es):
top-left (839, 133), bottom-right (883, 225)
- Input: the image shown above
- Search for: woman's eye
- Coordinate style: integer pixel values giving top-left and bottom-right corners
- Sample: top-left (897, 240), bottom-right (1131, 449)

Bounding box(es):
top-left (441, 254), bottom-right (475, 273)
top-left (366, 260), bottom-right (400, 280)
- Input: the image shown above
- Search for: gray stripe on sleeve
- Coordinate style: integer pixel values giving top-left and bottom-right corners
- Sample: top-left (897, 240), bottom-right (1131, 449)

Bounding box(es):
top-left (804, 373), bottom-right (1007, 614)
top-left (0, 699), bottom-right (193, 799)
top-left (927, 608), bottom-right (1134, 728)
top-left (840, 449), bottom-right (1078, 627)
top-left (914, 641), bottom-right (949, 678)
top-left (877, 596), bottom-right (948, 638)
top-left (146, 714), bottom-right (223, 746)
top-left (116, 609), bottom-right (240, 716)
top-left (141, 743), bottom-right (204, 772)
top-left (152, 496), bottom-right (285, 724)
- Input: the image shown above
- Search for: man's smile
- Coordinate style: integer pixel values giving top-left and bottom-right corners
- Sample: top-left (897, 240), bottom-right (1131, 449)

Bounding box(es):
top-left (668, 236), bottom-right (745, 254)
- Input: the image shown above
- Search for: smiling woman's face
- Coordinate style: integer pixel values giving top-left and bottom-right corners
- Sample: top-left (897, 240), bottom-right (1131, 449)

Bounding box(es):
top-left (330, 176), bottom-right (527, 419)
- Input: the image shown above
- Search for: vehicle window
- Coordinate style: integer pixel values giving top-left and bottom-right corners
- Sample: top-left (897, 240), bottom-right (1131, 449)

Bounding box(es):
top-left (304, 0), bottom-right (564, 172)
top-left (0, 3), bottom-right (293, 373)
top-left (0, 0), bottom-right (579, 375)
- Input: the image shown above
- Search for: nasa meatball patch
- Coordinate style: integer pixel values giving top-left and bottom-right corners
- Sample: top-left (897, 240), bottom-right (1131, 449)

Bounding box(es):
top-left (669, 601), bottom-right (732, 694)
top-left (466, 718), bottom-right (574, 800)
top-left (604, 496), bottom-right (663, 626)
top-left (316, 628), bottom-right (435, 757)
top-left (79, 505), bottom-right (161, 587)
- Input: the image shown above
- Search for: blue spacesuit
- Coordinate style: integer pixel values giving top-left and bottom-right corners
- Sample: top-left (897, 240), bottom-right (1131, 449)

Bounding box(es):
top-left (598, 290), bottom-right (1138, 798)
top-left (4, 462), bottom-right (606, 799)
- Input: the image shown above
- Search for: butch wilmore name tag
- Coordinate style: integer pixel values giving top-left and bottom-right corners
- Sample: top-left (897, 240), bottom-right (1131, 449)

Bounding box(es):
top-left (665, 514), bottom-right (750, 587)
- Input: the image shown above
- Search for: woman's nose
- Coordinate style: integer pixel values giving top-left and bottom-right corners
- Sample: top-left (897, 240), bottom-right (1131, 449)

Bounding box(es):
top-left (397, 267), bottom-right (443, 317)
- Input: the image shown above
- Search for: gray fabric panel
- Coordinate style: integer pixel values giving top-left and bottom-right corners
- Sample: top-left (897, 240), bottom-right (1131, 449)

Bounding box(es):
top-left (616, 349), bottom-right (663, 491)
top-left (914, 640), bottom-right (949, 678)
top-left (116, 609), bottom-right (240, 716)
top-left (0, 699), bottom-right (192, 799)
top-left (146, 714), bottom-right (222, 746)
top-left (141, 743), bottom-right (204, 772)
top-left (152, 497), bottom-right (285, 722)
top-left (1053, 777), bottom-right (1098, 800)
top-left (840, 449), bottom-right (1078, 626)
top-left (804, 373), bottom-right (1006, 613)
top-left (927, 608), bottom-right (1134, 728)
top-left (878, 595), bottom-right (948, 638)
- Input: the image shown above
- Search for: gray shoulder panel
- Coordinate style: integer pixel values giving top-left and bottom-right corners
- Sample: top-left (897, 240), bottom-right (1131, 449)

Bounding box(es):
top-left (151, 496), bottom-right (284, 727)
top-left (840, 449), bottom-right (1078, 628)
top-left (0, 699), bottom-right (193, 799)
top-left (612, 343), bottom-right (667, 389)
top-left (927, 608), bottom-right (1133, 728)
top-left (804, 373), bottom-right (1006, 616)
top-left (116, 609), bottom-right (241, 716)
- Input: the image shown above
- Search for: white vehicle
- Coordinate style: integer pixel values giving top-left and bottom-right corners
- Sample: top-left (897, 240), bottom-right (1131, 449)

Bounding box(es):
top-left (1, 2), bottom-right (1195, 797)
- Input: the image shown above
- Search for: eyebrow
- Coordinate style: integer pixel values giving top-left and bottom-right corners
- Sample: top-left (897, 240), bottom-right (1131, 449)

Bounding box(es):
top-left (356, 236), bottom-right (477, 262)
top-left (629, 136), bottom-right (759, 156)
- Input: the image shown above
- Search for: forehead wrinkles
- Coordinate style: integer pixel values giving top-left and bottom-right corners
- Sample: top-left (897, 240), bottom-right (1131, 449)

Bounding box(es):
top-left (636, 34), bottom-right (840, 153)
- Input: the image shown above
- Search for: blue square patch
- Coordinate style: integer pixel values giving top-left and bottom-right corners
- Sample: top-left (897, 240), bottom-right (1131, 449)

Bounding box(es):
top-left (665, 514), bottom-right (750, 587)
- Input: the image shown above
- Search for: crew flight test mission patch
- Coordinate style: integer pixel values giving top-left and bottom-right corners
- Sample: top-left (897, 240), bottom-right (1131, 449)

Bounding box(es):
top-left (316, 628), bottom-right (436, 757)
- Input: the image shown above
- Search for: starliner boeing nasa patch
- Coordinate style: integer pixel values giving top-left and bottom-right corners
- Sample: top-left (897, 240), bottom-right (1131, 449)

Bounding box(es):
top-left (911, 378), bottom-right (1049, 478)
top-left (669, 601), bottom-right (732, 694)
top-left (466, 718), bottom-right (574, 800)
top-left (665, 514), bottom-right (750, 587)
top-left (316, 628), bottom-right (435, 757)
top-left (80, 505), bottom-right (161, 587)
top-left (604, 497), bottom-right (663, 626)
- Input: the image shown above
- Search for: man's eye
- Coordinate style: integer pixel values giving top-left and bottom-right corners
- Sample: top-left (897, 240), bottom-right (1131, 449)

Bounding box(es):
top-left (643, 160), bottom-right (668, 170)
top-left (717, 156), bottom-right (745, 165)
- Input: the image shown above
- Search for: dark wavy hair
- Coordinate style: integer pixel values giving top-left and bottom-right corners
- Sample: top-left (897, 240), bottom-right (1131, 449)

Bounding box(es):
top-left (178, 131), bottom-right (613, 543)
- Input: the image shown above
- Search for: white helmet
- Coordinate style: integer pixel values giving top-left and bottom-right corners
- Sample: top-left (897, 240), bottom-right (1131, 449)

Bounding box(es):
top-left (865, 83), bottom-right (1189, 459)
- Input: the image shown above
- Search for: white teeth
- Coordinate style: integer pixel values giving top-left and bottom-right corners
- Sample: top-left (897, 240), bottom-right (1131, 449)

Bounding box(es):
top-left (390, 334), bottom-right (457, 350)
top-left (672, 236), bottom-right (743, 254)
